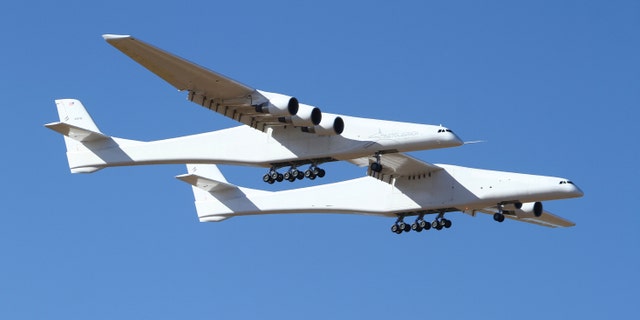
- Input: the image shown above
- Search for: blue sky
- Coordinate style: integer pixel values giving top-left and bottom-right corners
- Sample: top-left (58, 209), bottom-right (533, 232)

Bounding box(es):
top-left (1, 0), bottom-right (638, 319)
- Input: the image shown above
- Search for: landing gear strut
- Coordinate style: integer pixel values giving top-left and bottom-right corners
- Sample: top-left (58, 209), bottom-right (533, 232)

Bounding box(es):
top-left (370, 152), bottom-right (383, 173)
top-left (493, 204), bottom-right (505, 222)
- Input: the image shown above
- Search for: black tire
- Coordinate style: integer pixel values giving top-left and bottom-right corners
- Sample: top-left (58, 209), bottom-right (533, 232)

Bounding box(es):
top-left (418, 220), bottom-right (428, 229)
top-left (297, 171), bottom-right (304, 180)
top-left (270, 171), bottom-right (278, 179)
top-left (411, 222), bottom-right (419, 231)
top-left (304, 169), bottom-right (312, 178)
top-left (284, 172), bottom-right (291, 181)
top-left (403, 224), bottom-right (411, 232)
top-left (263, 174), bottom-right (271, 182)
top-left (443, 219), bottom-right (452, 228)
top-left (493, 213), bottom-right (505, 222)
top-left (276, 173), bottom-right (284, 182)
top-left (391, 224), bottom-right (399, 233)
top-left (317, 168), bottom-right (326, 178)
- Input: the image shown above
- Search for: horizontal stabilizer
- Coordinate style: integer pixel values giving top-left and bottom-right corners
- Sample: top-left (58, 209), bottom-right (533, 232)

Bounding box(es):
top-left (176, 173), bottom-right (237, 192)
top-left (45, 122), bottom-right (109, 142)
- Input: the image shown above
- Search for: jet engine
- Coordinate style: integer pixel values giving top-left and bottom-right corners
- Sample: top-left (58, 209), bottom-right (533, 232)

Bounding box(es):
top-left (514, 202), bottom-right (543, 218)
top-left (301, 114), bottom-right (345, 136)
top-left (278, 103), bottom-right (322, 127)
top-left (255, 90), bottom-right (299, 116)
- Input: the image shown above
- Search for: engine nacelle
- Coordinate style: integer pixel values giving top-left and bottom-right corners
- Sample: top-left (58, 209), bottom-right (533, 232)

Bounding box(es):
top-left (301, 114), bottom-right (345, 136)
top-left (514, 202), bottom-right (543, 218)
top-left (255, 90), bottom-right (299, 116)
top-left (278, 103), bottom-right (322, 127)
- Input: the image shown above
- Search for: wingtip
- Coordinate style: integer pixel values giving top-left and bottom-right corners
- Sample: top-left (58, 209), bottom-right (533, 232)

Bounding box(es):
top-left (102, 34), bottom-right (132, 41)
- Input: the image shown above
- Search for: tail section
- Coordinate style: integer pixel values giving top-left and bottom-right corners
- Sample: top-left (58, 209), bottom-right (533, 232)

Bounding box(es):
top-left (45, 99), bottom-right (133, 173)
top-left (176, 164), bottom-right (271, 222)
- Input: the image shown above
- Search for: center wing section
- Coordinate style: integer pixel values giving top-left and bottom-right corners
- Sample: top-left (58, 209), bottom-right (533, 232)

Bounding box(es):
top-left (103, 34), bottom-right (320, 132)
top-left (350, 153), bottom-right (443, 183)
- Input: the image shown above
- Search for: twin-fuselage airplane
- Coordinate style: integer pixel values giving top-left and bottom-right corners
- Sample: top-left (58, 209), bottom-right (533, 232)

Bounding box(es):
top-left (46, 34), bottom-right (583, 233)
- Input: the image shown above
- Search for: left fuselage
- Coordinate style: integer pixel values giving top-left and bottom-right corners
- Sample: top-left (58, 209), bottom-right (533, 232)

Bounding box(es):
top-left (66, 116), bottom-right (462, 172)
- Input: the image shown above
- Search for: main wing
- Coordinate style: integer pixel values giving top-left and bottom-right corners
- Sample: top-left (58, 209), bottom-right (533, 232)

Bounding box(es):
top-left (103, 34), bottom-right (322, 132)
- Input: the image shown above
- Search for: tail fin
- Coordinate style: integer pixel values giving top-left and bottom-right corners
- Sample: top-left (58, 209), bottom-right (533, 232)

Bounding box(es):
top-left (176, 164), bottom-right (270, 222)
top-left (45, 99), bottom-right (110, 173)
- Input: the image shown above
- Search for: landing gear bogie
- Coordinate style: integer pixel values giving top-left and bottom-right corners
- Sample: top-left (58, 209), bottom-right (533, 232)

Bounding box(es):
top-left (264, 165), bottom-right (326, 184)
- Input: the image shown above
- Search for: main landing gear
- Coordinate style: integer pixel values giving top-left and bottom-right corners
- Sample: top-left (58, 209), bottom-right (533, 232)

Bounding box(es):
top-left (263, 165), bottom-right (326, 184)
top-left (391, 213), bottom-right (452, 234)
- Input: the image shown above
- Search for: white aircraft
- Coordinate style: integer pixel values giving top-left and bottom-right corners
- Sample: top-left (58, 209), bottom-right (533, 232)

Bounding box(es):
top-left (178, 157), bottom-right (583, 232)
top-left (45, 34), bottom-right (583, 232)
top-left (45, 34), bottom-right (463, 183)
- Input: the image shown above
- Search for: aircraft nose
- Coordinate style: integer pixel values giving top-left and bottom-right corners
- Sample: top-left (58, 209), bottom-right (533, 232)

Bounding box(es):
top-left (570, 184), bottom-right (584, 198)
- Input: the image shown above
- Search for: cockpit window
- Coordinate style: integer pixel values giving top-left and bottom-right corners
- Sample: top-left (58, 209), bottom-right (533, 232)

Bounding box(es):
top-left (559, 180), bottom-right (574, 185)
top-left (438, 129), bottom-right (453, 133)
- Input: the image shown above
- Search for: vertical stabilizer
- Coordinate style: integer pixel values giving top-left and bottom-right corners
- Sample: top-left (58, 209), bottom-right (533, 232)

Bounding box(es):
top-left (54, 99), bottom-right (101, 133)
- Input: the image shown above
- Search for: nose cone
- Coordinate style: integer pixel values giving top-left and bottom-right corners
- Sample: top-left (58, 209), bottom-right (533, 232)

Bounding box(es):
top-left (441, 130), bottom-right (464, 148)
top-left (558, 180), bottom-right (584, 198)
top-left (569, 184), bottom-right (584, 198)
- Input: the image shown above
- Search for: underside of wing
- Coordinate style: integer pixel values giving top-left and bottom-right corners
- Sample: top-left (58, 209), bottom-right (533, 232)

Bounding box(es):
top-left (350, 153), bottom-right (443, 182)
top-left (476, 207), bottom-right (575, 228)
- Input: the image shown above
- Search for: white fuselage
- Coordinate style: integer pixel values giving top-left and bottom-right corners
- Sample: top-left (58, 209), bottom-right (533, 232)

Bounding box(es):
top-left (194, 164), bottom-right (584, 222)
top-left (67, 116), bottom-right (462, 172)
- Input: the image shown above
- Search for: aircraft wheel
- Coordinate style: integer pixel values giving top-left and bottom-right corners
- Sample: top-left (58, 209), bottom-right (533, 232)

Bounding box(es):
top-left (309, 175), bottom-right (316, 180)
top-left (304, 169), bottom-right (312, 178)
top-left (411, 223), bottom-right (422, 232)
top-left (269, 171), bottom-right (279, 180)
top-left (297, 171), bottom-right (304, 180)
top-left (263, 174), bottom-right (271, 183)
top-left (370, 163), bottom-right (382, 173)
top-left (493, 213), bottom-right (505, 222)
top-left (317, 168), bottom-right (326, 178)
top-left (403, 223), bottom-right (411, 232)
top-left (418, 220), bottom-right (429, 229)
top-left (276, 173), bottom-right (284, 182)
top-left (443, 219), bottom-right (452, 228)
top-left (391, 224), bottom-right (399, 233)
